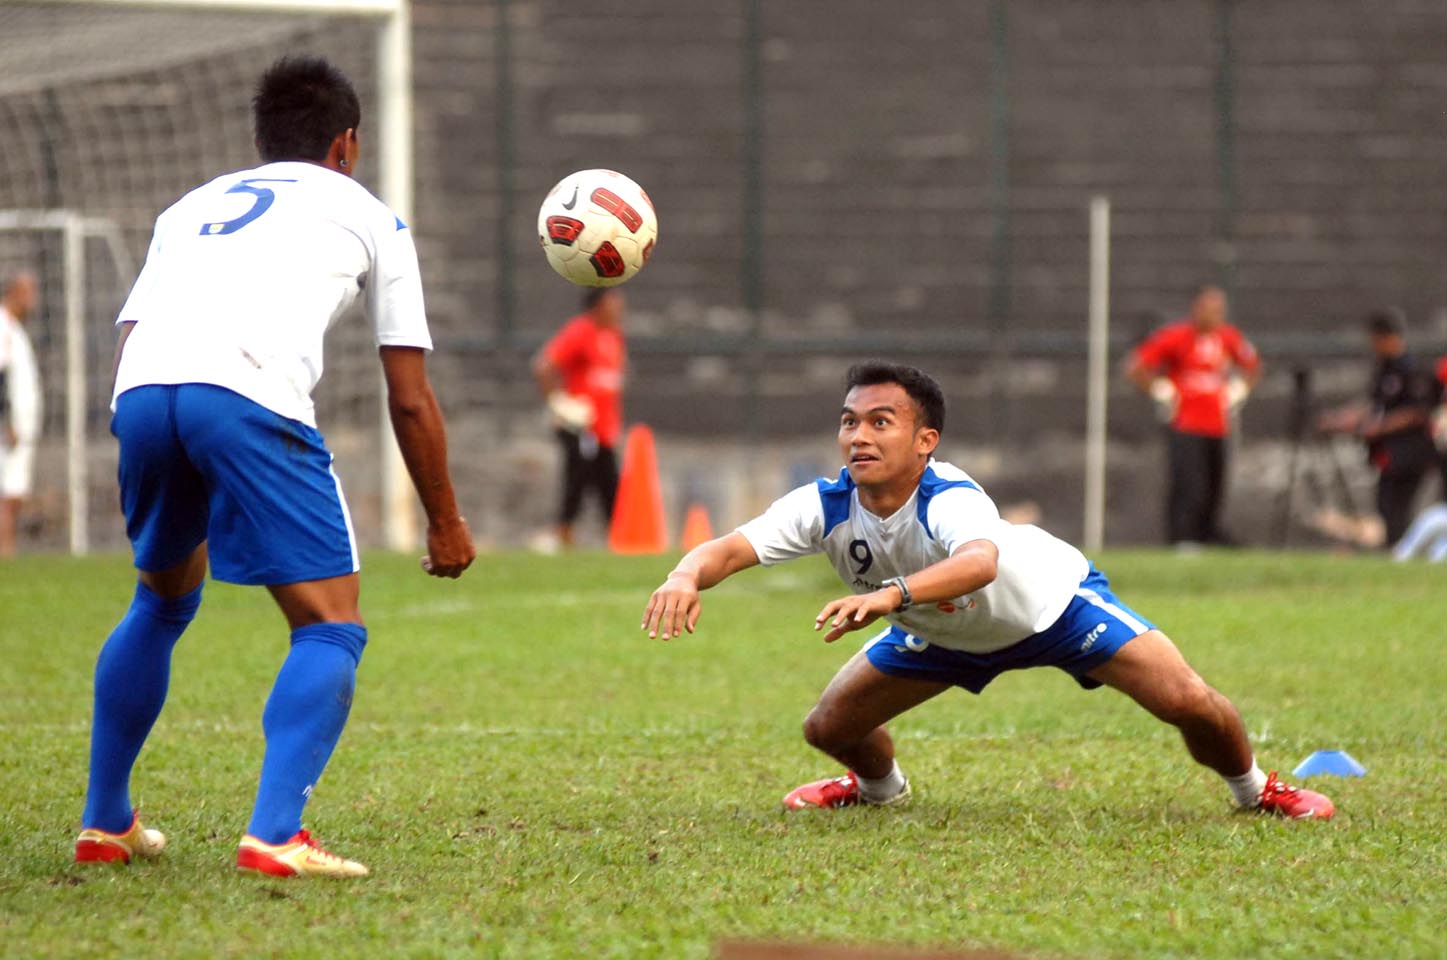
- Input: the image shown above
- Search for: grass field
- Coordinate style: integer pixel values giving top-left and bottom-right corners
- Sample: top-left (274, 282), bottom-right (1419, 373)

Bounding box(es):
top-left (1, 549), bottom-right (1443, 959)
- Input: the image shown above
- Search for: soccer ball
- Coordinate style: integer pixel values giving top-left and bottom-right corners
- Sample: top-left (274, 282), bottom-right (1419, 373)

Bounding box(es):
top-left (537, 169), bottom-right (658, 287)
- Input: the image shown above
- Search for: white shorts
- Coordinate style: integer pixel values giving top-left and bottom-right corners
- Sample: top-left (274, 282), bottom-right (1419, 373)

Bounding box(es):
top-left (0, 442), bottom-right (35, 497)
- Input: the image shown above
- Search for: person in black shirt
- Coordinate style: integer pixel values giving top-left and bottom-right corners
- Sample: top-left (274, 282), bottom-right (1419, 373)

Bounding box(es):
top-left (1319, 309), bottom-right (1442, 546)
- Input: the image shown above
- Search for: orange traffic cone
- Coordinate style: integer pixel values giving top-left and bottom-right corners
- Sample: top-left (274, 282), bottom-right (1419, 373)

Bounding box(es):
top-left (609, 424), bottom-right (668, 554)
top-left (680, 503), bottom-right (714, 552)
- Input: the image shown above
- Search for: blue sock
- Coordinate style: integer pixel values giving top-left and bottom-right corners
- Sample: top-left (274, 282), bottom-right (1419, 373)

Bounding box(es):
top-left (82, 582), bottom-right (202, 832)
top-left (246, 622), bottom-right (367, 844)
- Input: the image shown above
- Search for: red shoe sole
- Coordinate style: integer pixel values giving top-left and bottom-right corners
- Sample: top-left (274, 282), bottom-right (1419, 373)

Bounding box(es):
top-left (236, 847), bottom-right (297, 876)
top-left (75, 840), bottom-right (130, 864)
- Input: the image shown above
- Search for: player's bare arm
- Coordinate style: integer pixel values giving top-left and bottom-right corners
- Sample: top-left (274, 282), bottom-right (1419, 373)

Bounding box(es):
top-left (642, 531), bottom-right (760, 640)
top-left (1361, 405), bottom-right (1431, 439)
top-left (1125, 353), bottom-right (1160, 393)
top-left (379, 345), bottom-right (476, 578)
top-left (814, 538), bottom-right (999, 643)
top-left (1317, 402), bottom-right (1368, 434)
top-left (531, 350), bottom-right (560, 396)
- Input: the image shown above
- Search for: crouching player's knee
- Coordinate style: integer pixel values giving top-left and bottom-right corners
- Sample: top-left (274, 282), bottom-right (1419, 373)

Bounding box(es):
top-left (801, 704), bottom-right (853, 755)
top-left (1151, 671), bottom-right (1229, 729)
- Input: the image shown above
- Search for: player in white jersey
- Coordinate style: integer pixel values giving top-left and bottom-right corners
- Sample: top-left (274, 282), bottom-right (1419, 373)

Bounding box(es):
top-left (642, 362), bottom-right (1333, 820)
top-left (0, 271), bottom-right (42, 557)
top-left (75, 57), bottom-right (476, 878)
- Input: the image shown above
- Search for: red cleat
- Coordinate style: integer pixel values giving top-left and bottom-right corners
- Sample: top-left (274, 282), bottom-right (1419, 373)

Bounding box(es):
top-left (1256, 771), bottom-right (1335, 820)
top-left (783, 772), bottom-right (860, 810)
top-left (781, 772), bottom-right (911, 810)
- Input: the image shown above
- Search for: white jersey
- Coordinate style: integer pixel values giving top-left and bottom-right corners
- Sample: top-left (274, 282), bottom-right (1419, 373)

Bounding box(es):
top-left (737, 459), bottom-right (1090, 654)
top-left (113, 161), bottom-right (432, 426)
top-left (0, 306), bottom-right (42, 443)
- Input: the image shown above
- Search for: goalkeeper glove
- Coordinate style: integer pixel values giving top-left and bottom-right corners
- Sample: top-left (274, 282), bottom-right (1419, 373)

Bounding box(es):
top-left (547, 391), bottom-right (594, 431)
top-left (1226, 376), bottom-right (1251, 413)
top-left (1149, 378), bottom-right (1178, 423)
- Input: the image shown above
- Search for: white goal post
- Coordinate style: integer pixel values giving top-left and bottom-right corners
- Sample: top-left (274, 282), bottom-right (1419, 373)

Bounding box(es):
top-left (1083, 195), bottom-right (1110, 554)
top-left (18, 0), bottom-right (418, 553)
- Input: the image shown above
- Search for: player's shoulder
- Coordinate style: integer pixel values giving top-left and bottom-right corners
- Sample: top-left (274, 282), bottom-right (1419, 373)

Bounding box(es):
top-left (795, 467), bottom-right (850, 536)
top-left (286, 163), bottom-right (398, 223)
top-left (159, 167), bottom-right (252, 218)
top-left (919, 459), bottom-right (983, 495)
top-left (1162, 319), bottom-right (1197, 341)
top-left (1221, 322), bottom-right (1254, 343)
top-left (918, 460), bottom-right (996, 526)
top-left (559, 313), bottom-right (595, 335)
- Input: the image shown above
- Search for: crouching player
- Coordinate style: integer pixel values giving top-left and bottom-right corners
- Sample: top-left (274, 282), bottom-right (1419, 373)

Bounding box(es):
top-left (641, 361), bottom-right (1333, 820)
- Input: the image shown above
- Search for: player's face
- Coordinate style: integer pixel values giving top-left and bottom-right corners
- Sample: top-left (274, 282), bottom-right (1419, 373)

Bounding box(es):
top-left (838, 383), bottom-right (937, 485)
top-left (4, 273), bottom-right (37, 320)
top-left (1370, 331), bottom-right (1404, 358)
top-left (1192, 288), bottom-right (1226, 330)
top-left (594, 289), bottom-right (625, 327)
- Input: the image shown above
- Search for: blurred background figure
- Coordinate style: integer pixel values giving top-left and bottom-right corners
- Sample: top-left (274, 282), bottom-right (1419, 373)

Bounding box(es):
top-left (0, 271), bottom-right (42, 558)
top-left (1126, 285), bottom-right (1261, 548)
top-left (1318, 309), bottom-right (1441, 547)
top-left (532, 288), bottom-right (627, 549)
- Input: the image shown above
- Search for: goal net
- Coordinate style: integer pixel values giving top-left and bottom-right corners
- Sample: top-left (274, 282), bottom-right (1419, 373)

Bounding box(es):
top-left (0, 0), bottom-right (409, 554)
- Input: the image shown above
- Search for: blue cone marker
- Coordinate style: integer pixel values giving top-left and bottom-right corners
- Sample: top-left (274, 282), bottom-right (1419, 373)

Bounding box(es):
top-left (1292, 750), bottom-right (1367, 778)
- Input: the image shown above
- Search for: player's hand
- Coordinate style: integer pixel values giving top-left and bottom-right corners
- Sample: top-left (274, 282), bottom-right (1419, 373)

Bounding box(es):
top-left (420, 516), bottom-right (476, 579)
top-left (643, 572), bottom-right (701, 640)
top-left (1148, 378), bottom-right (1178, 423)
top-left (814, 589), bottom-right (898, 643)
top-left (1, 424), bottom-right (15, 449)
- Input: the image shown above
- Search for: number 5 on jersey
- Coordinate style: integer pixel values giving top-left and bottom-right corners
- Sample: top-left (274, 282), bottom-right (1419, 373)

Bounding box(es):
top-left (200, 178), bottom-right (297, 236)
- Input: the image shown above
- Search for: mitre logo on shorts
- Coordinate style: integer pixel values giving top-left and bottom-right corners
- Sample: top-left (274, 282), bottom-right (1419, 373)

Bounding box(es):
top-left (1081, 622), bottom-right (1108, 652)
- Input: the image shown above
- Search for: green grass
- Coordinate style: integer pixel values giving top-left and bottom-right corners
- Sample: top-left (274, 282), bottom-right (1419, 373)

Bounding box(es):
top-left (1, 550), bottom-right (1443, 959)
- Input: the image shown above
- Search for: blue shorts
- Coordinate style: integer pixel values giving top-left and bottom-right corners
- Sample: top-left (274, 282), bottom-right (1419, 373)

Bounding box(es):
top-left (864, 567), bottom-right (1154, 694)
top-left (112, 384), bottom-right (359, 586)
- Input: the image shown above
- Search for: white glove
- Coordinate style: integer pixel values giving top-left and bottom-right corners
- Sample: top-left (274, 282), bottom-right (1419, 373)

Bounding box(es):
top-left (1149, 378), bottom-right (1178, 423)
top-left (1226, 376), bottom-right (1251, 413)
top-left (547, 391), bottom-right (594, 431)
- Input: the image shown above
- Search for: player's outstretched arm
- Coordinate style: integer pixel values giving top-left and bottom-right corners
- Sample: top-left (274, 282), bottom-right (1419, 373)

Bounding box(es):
top-left (815, 539), bottom-right (999, 643)
top-left (379, 345), bottom-right (476, 579)
top-left (642, 532), bottom-right (760, 640)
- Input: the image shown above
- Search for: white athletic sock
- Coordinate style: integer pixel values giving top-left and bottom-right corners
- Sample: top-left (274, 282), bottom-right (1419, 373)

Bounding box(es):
top-left (857, 760), bottom-right (907, 803)
top-left (1224, 759), bottom-right (1267, 808)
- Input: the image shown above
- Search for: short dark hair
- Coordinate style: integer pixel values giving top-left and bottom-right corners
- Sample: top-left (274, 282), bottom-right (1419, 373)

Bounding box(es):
top-left (845, 361), bottom-right (946, 433)
top-left (582, 288), bottom-right (610, 311)
top-left (253, 56), bottom-right (361, 163)
top-left (1365, 307), bottom-right (1406, 337)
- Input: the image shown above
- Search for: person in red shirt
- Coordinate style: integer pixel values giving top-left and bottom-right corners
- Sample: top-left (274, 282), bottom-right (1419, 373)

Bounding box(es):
top-left (532, 288), bottom-right (627, 548)
top-left (1127, 285), bottom-right (1262, 545)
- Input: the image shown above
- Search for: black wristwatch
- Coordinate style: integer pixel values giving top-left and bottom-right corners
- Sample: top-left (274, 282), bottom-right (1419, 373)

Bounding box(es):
top-left (883, 576), bottom-right (913, 610)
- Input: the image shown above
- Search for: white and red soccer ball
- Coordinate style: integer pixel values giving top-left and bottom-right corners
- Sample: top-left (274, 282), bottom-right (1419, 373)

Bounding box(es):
top-left (537, 169), bottom-right (658, 287)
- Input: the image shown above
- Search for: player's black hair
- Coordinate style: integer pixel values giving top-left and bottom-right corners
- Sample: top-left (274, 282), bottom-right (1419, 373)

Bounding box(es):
top-left (845, 361), bottom-right (946, 434)
top-left (1365, 306), bottom-right (1406, 337)
top-left (581, 288), bottom-right (610, 311)
top-left (252, 56), bottom-right (361, 163)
